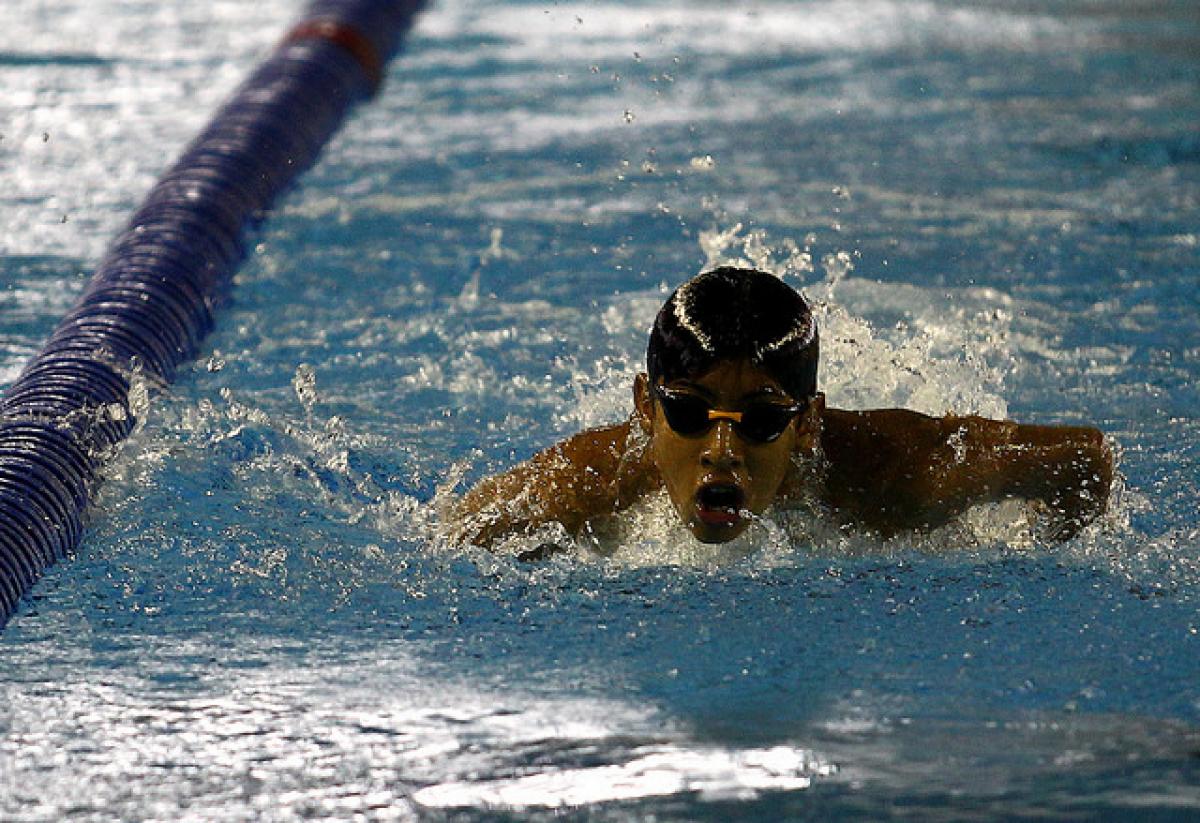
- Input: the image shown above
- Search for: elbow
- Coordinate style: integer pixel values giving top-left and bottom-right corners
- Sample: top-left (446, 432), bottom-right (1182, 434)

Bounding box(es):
top-left (1041, 428), bottom-right (1115, 540)
top-left (1091, 432), bottom-right (1115, 506)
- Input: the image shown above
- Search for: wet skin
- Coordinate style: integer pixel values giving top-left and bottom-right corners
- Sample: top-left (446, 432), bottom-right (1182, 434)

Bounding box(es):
top-left (447, 358), bottom-right (1113, 548)
top-left (631, 361), bottom-right (817, 543)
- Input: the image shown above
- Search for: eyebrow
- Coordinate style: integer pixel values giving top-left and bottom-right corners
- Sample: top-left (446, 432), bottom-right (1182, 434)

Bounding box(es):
top-left (743, 387), bottom-right (791, 402)
top-left (668, 382), bottom-right (790, 403)
top-left (665, 381), bottom-right (714, 400)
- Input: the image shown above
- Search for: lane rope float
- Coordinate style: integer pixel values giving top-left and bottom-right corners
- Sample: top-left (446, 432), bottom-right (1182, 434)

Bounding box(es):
top-left (283, 18), bottom-right (387, 93)
top-left (0, 0), bottom-right (425, 625)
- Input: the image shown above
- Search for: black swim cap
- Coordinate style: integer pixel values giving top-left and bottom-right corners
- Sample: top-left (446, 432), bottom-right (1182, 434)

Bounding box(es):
top-left (647, 267), bottom-right (818, 400)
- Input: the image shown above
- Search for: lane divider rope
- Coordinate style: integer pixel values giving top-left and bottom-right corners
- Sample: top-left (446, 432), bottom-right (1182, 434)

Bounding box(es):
top-left (0, 0), bottom-right (425, 625)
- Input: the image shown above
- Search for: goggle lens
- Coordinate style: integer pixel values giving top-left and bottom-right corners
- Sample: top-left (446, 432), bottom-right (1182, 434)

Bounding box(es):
top-left (655, 386), bottom-right (803, 443)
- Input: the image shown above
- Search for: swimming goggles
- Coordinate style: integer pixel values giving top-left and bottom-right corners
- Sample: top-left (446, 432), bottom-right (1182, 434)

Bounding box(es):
top-left (653, 384), bottom-right (805, 443)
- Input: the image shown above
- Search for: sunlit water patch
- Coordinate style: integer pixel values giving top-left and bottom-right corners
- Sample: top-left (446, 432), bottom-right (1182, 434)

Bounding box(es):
top-left (0, 632), bottom-right (837, 818)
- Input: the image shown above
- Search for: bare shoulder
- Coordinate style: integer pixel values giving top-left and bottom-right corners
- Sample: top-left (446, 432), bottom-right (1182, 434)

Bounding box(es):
top-left (822, 406), bottom-right (939, 441)
top-left (817, 408), bottom-right (949, 520)
top-left (551, 419), bottom-right (634, 470)
top-left (445, 417), bottom-right (658, 548)
top-left (820, 407), bottom-right (954, 471)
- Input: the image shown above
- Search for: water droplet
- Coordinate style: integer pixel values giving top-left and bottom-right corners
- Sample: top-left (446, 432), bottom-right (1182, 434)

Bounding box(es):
top-left (292, 363), bottom-right (318, 415)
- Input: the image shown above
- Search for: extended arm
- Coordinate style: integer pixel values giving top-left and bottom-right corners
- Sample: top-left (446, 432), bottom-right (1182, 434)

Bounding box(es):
top-left (443, 419), bottom-right (657, 548)
top-left (820, 408), bottom-right (1113, 539)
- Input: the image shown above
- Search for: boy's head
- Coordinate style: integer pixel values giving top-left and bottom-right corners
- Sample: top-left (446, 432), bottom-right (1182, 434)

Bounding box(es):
top-left (647, 266), bottom-right (818, 402)
top-left (636, 267), bottom-right (822, 543)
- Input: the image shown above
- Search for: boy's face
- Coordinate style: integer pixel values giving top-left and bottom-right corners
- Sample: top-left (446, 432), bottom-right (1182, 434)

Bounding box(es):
top-left (635, 358), bottom-right (821, 543)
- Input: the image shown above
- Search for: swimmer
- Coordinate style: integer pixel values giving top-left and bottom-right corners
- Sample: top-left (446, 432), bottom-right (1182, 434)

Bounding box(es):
top-left (446, 267), bottom-right (1113, 551)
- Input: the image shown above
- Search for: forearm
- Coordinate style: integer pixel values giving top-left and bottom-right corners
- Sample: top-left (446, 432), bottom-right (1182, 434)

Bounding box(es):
top-left (821, 408), bottom-right (1115, 539)
top-left (926, 415), bottom-right (1113, 535)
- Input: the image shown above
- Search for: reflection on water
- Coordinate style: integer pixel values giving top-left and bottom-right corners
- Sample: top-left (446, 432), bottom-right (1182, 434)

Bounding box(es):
top-left (414, 745), bottom-right (834, 809)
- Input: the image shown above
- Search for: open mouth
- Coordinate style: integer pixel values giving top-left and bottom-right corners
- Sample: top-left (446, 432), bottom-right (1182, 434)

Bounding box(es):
top-left (694, 483), bottom-right (746, 528)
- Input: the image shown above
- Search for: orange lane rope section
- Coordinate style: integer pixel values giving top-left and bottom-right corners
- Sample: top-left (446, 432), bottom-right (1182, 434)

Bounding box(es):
top-left (282, 18), bottom-right (385, 94)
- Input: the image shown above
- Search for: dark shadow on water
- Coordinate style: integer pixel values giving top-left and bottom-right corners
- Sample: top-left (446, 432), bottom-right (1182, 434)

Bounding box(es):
top-left (0, 52), bottom-right (115, 68)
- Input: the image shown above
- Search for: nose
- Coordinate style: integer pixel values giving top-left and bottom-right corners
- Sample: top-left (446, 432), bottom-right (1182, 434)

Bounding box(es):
top-left (700, 419), bottom-right (744, 469)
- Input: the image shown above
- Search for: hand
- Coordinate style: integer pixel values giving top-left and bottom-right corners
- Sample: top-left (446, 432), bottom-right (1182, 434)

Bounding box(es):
top-left (516, 542), bottom-right (569, 562)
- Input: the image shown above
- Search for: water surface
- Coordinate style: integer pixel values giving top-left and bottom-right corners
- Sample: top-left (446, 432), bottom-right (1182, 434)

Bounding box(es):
top-left (1, 0), bottom-right (1198, 818)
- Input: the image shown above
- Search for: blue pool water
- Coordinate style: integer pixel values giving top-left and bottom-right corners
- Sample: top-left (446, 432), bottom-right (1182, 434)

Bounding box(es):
top-left (2, 0), bottom-right (1199, 818)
